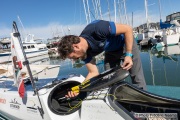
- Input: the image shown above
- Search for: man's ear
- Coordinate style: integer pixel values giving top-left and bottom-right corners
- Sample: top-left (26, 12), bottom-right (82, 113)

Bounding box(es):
top-left (72, 44), bottom-right (79, 51)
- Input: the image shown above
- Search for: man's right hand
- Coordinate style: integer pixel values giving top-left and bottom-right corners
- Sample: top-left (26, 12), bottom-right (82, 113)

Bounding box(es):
top-left (65, 91), bottom-right (79, 98)
top-left (121, 56), bottom-right (133, 70)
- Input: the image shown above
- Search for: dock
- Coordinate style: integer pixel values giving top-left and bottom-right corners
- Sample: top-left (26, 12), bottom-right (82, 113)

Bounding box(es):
top-left (139, 38), bottom-right (150, 46)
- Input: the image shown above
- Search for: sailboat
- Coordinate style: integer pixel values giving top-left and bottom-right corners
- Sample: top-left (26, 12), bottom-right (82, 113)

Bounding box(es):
top-left (149, 0), bottom-right (180, 48)
top-left (0, 21), bottom-right (180, 120)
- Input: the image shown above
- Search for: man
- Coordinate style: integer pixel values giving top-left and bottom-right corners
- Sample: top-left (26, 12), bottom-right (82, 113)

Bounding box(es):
top-left (58, 20), bottom-right (146, 98)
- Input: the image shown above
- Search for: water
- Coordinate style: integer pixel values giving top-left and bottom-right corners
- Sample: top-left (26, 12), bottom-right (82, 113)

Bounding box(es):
top-left (49, 46), bottom-right (180, 86)
top-left (139, 45), bottom-right (180, 99)
top-left (140, 45), bottom-right (180, 87)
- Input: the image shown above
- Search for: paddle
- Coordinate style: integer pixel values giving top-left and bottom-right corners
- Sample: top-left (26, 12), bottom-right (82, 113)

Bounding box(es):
top-left (71, 66), bottom-right (129, 92)
top-left (56, 66), bottom-right (129, 102)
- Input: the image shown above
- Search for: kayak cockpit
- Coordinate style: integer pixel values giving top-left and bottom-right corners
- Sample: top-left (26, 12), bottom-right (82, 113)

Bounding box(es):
top-left (109, 81), bottom-right (180, 119)
top-left (48, 80), bottom-right (87, 115)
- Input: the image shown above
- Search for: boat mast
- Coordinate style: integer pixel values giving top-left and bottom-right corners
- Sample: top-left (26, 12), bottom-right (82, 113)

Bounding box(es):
top-left (107, 0), bottom-right (111, 21)
top-left (114, 0), bottom-right (117, 22)
top-left (145, 0), bottom-right (149, 30)
top-left (132, 12), bottom-right (133, 27)
top-left (83, 0), bottom-right (89, 24)
top-left (158, 0), bottom-right (162, 21)
top-left (123, 0), bottom-right (128, 24)
top-left (117, 0), bottom-right (122, 23)
top-left (86, 0), bottom-right (91, 23)
top-left (94, 0), bottom-right (99, 19)
top-left (97, 0), bottom-right (103, 20)
top-left (92, 0), bottom-right (98, 19)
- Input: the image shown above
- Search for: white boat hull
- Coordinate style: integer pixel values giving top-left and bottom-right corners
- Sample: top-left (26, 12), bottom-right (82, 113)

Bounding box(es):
top-left (163, 34), bottom-right (179, 45)
top-left (0, 49), bottom-right (48, 63)
top-left (151, 28), bottom-right (180, 48)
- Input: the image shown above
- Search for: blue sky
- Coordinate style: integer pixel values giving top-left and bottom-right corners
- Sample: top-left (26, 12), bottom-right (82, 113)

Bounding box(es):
top-left (0, 0), bottom-right (179, 39)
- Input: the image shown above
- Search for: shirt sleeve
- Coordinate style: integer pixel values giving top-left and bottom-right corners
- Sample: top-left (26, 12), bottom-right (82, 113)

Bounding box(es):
top-left (109, 21), bottom-right (116, 36)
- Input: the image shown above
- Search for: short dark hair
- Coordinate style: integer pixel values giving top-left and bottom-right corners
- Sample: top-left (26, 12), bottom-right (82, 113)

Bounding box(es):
top-left (58, 35), bottom-right (80, 60)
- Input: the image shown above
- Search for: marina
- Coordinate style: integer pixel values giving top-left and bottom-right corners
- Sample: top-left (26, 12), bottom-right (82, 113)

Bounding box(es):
top-left (0, 18), bottom-right (180, 119)
top-left (0, 0), bottom-right (180, 119)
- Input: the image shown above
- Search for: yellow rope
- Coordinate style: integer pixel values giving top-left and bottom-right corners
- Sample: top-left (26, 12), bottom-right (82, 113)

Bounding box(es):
top-left (105, 94), bottom-right (117, 100)
top-left (68, 98), bottom-right (82, 112)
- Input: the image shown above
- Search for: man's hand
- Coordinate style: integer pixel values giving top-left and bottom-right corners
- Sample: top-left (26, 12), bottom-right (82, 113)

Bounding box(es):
top-left (121, 56), bottom-right (133, 70)
top-left (65, 91), bottom-right (79, 98)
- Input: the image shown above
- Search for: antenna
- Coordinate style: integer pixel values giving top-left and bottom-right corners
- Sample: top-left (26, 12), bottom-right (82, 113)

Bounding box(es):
top-left (17, 16), bottom-right (27, 41)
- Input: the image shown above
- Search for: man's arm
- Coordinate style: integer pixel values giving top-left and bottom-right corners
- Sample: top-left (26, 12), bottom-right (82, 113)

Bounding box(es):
top-left (115, 23), bottom-right (133, 70)
top-left (85, 58), bottom-right (99, 80)
top-left (115, 23), bottom-right (133, 53)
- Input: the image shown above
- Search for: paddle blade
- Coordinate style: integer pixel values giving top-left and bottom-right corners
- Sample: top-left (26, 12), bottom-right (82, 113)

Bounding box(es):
top-left (81, 67), bottom-right (129, 92)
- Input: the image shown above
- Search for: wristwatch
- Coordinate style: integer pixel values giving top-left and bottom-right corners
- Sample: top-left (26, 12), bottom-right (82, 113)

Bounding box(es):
top-left (125, 52), bottom-right (133, 58)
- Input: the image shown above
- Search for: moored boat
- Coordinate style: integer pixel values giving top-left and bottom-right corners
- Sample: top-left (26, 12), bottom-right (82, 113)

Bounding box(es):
top-left (0, 35), bottom-right (48, 64)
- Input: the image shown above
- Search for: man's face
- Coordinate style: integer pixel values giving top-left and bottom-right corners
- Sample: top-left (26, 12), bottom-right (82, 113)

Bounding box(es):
top-left (67, 44), bottom-right (87, 61)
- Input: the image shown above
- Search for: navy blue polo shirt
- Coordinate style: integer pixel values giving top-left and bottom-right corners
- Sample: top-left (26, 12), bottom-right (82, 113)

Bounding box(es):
top-left (79, 20), bottom-right (125, 63)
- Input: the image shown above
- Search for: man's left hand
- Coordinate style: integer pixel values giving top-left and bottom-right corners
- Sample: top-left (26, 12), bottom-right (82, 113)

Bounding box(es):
top-left (121, 56), bottom-right (133, 70)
